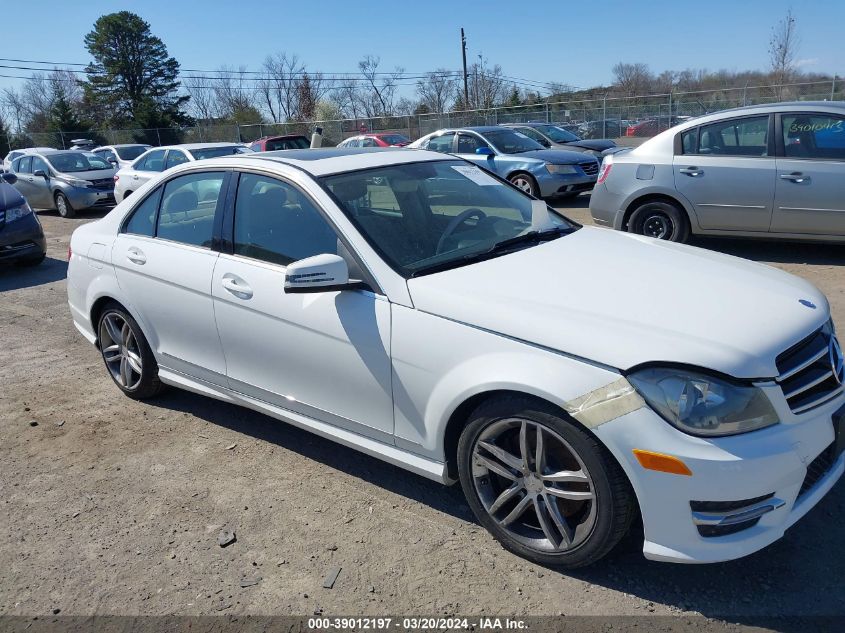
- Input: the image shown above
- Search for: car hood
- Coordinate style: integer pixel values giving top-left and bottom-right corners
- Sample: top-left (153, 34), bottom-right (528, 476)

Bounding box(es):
top-left (57, 169), bottom-right (115, 181)
top-left (565, 139), bottom-right (616, 152)
top-left (514, 149), bottom-right (596, 165)
top-left (0, 182), bottom-right (25, 211)
top-left (406, 227), bottom-right (828, 378)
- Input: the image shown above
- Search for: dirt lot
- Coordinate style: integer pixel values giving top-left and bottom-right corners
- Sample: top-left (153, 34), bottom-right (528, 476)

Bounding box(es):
top-left (1, 200), bottom-right (844, 622)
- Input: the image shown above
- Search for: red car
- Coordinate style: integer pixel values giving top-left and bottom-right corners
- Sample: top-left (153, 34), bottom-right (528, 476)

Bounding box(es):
top-left (249, 135), bottom-right (311, 152)
top-left (338, 133), bottom-right (411, 148)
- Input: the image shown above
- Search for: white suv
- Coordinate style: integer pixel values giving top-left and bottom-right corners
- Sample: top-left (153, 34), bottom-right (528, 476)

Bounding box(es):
top-left (67, 148), bottom-right (844, 568)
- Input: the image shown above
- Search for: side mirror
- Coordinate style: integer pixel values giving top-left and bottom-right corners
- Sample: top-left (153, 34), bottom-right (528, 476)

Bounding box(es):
top-left (475, 147), bottom-right (494, 157)
top-left (108, 157), bottom-right (118, 164)
top-left (33, 169), bottom-right (47, 178)
top-left (284, 253), bottom-right (368, 294)
top-left (1, 172), bottom-right (17, 184)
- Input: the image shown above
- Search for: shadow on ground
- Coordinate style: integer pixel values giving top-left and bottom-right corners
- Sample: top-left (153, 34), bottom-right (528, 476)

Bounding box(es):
top-left (149, 387), bottom-right (845, 621)
top-left (0, 256), bottom-right (67, 292)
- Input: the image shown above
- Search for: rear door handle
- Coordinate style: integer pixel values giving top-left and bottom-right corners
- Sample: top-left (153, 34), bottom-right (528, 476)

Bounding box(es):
top-left (679, 167), bottom-right (703, 176)
top-left (780, 172), bottom-right (808, 183)
top-left (221, 274), bottom-right (253, 299)
top-left (126, 247), bottom-right (146, 265)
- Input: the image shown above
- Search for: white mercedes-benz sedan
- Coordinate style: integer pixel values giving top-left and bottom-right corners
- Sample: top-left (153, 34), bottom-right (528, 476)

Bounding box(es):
top-left (67, 147), bottom-right (845, 568)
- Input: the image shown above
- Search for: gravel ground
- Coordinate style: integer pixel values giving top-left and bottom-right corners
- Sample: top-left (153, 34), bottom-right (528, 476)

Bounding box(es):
top-left (1, 200), bottom-right (843, 623)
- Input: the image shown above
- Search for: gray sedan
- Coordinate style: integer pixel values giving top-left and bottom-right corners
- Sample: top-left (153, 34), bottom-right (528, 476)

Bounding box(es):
top-left (10, 150), bottom-right (116, 218)
top-left (410, 126), bottom-right (598, 199)
top-left (501, 123), bottom-right (617, 157)
top-left (589, 101), bottom-right (845, 242)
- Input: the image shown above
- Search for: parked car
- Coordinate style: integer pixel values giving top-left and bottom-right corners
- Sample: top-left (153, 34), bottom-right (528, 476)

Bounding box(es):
top-left (92, 144), bottom-right (152, 169)
top-left (625, 116), bottom-right (692, 137)
top-left (0, 172), bottom-right (46, 266)
top-left (501, 123), bottom-right (616, 157)
top-left (249, 135), bottom-right (310, 152)
top-left (114, 143), bottom-right (253, 202)
top-left (69, 139), bottom-right (97, 151)
top-left (578, 119), bottom-right (627, 139)
top-left (10, 150), bottom-right (116, 218)
top-left (68, 147), bottom-right (844, 568)
top-left (2, 147), bottom-right (54, 173)
top-left (337, 133), bottom-right (411, 148)
top-left (590, 101), bottom-right (845, 243)
top-left (409, 127), bottom-right (598, 199)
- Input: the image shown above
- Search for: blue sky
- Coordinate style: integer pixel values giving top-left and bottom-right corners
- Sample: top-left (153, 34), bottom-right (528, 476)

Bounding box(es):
top-left (1, 0), bottom-right (843, 97)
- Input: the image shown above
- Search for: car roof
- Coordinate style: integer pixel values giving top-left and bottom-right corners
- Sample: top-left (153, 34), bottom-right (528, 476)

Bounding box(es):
top-left (213, 147), bottom-right (453, 176)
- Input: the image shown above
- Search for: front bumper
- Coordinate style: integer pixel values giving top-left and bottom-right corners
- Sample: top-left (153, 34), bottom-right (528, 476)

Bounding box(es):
top-left (63, 185), bottom-right (116, 210)
top-left (0, 213), bottom-right (47, 262)
top-left (594, 392), bottom-right (845, 563)
top-left (536, 171), bottom-right (597, 198)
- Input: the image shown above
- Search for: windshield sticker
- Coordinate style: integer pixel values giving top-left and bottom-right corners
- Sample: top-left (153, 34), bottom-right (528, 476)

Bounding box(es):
top-left (451, 165), bottom-right (498, 186)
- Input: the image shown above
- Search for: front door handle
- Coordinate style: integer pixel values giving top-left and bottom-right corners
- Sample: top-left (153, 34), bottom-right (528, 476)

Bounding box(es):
top-left (221, 274), bottom-right (253, 299)
top-left (679, 167), bottom-right (703, 176)
top-left (780, 172), bottom-right (808, 183)
top-left (126, 247), bottom-right (146, 265)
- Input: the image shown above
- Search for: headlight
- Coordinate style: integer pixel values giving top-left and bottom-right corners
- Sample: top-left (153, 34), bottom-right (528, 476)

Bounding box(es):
top-left (628, 367), bottom-right (779, 436)
top-left (62, 177), bottom-right (90, 188)
top-left (5, 200), bottom-right (33, 222)
top-left (546, 164), bottom-right (578, 175)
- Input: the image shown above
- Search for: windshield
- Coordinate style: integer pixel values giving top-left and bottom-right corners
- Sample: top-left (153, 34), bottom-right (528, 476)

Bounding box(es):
top-left (481, 129), bottom-right (544, 154)
top-left (536, 125), bottom-right (580, 143)
top-left (322, 160), bottom-right (575, 277)
top-left (115, 145), bottom-right (150, 160)
top-left (189, 145), bottom-right (253, 160)
top-left (266, 137), bottom-right (310, 151)
top-left (46, 152), bottom-right (112, 172)
top-left (379, 134), bottom-right (410, 145)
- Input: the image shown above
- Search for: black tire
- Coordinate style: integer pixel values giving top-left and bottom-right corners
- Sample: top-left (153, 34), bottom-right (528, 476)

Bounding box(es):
top-left (123, 190), bottom-right (133, 200)
top-left (55, 192), bottom-right (76, 218)
top-left (457, 395), bottom-right (636, 569)
top-left (97, 303), bottom-right (164, 400)
top-left (508, 172), bottom-right (540, 198)
top-left (16, 253), bottom-right (46, 267)
top-left (627, 200), bottom-right (689, 242)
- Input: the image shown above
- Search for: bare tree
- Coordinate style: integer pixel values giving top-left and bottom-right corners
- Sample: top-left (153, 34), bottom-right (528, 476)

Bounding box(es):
top-left (416, 69), bottom-right (457, 114)
top-left (358, 55), bottom-right (404, 117)
top-left (612, 62), bottom-right (653, 95)
top-left (211, 66), bottom-right (259, 121)
top-left (258, 53), bottom-right (305, 122)
top-left (769, 9), bottom-right (800, 97)
top-left (468, 59), bottom-right (507, 109)
top-left (182, 75), bottom-right (220, 121)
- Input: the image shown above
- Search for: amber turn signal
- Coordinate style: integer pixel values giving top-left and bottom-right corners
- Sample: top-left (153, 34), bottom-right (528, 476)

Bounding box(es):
top-left (633, 449), bottom-right (692, 476)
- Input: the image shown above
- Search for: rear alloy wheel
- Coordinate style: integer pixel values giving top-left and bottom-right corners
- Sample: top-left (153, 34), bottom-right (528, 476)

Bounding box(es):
top-left (55, 192), bottom-right (76, 218)
top-left (508, 173), bottom-right (539, 197)
top-left (628, 200), bottom-right (689, 242)
top-left (458, 396), bottom-right (635, 568)
top-left (98, 305), bottom-right (164, 399)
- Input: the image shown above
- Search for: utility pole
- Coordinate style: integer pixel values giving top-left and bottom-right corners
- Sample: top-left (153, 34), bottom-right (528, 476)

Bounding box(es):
top-left (461, 28), bottom-right (469, 109)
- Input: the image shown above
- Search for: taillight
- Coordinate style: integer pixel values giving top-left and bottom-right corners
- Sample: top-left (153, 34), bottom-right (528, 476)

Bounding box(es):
top-left (113, 175), bottom-right (119, 182)
top-left (68, 244), bottom-right (72, 261)
top-left (597, 157), bottom-right (613, 184)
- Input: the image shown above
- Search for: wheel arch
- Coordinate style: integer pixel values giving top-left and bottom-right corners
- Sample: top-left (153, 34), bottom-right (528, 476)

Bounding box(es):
top-left (622, 192), bottom-right (697, 232)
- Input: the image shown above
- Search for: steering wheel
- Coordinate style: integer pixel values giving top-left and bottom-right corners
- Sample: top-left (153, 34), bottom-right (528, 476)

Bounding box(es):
top-left (436, 208), bottom-right (488, 254)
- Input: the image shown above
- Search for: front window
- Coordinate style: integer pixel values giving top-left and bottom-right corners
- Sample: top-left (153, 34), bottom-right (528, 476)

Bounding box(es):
top-left (457, 133), bottom-right (489, 154)
top-left (480, 129), bottom-right (544, 154)
top-left (378, 134), bottom-right (409, 145)
top-left (188, 145), bottom-right (252, 160)
top-left (115, 145), bottom-right (150, 161)
top-left (136, 149), bottom-right (166, 172)
top-left (46, 152), bottom-right (112, 172)
top-left (165, 150), bottom-right (190, 169)
top-left (534, 125), bottom-right (580, 143)
top-left (322, 160), bottom-right (575, 277)
top-left (424, 133), bottom-right (454, 153)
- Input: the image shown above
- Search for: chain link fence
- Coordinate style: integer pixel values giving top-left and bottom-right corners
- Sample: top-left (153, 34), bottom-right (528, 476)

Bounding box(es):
top-left (3, 79), bottom-right (841, 153)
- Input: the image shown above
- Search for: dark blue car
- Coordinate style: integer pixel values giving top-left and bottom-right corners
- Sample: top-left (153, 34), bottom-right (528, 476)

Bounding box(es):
top-left (0, 172), bottom-right (46, 266)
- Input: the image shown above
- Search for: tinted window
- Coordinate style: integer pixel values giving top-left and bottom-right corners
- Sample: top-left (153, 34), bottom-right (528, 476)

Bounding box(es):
top-left (165, 150), bottom-right (190, 169)
top-left (124, 188), bottom-right (163, 237)
top-left (379, 134), bottom-right (409, 145)
top-left (46, 152), bottom-right (111, 172)
top-left (425, 133), bottom-right (454, 153)
top-left (137, 149), bottom-right (166, 172)
top-left (482, 129), bottom-right (544, 154)
top-left (115, 146), bottom-right (149, 161)
top-left (15, 156), bottom-right (32, 173)
top-left (362, 137), bottom-right (379, 147)
top-left (698, 116), bottom-right (768, 156)
top-left (782, 114), bottom-right (845, 159)
top-left (188, 145), bottom-right (251, 160)
top-left (233, 173), bottom-right (337, 266)
top-left (265, 137), bottom-right (310, 151)
top-left (457, 133), bottom-right (490, 153)
top-left (537, 125), bottom-right (579, 143)
top-left (156, 172), bottom-right (225, 247)
top-left (31, 156), bottom-right (49, 174)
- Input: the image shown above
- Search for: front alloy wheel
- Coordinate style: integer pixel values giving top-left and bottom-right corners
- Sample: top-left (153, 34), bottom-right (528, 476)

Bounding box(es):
top-left (97, 304), bottom-right (164, 399)
top-left (458, 396), bottom-right (635, 568)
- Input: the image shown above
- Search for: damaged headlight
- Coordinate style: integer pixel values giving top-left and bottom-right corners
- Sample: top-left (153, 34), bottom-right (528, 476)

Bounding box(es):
top-left (628, 367), bottom-right (779, 437)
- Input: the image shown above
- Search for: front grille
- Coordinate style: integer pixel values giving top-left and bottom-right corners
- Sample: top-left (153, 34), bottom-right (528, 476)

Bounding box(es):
top-left (579, 161), bottom-right (599, 176)
top-left (776, 322), bottom-right (844, 414)
top-left (798, 443), bottom-right (836, 499)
